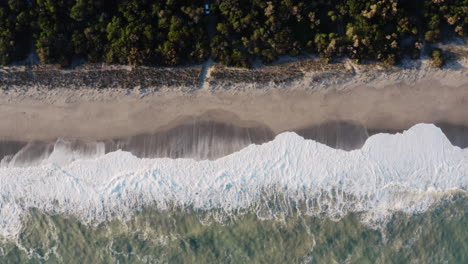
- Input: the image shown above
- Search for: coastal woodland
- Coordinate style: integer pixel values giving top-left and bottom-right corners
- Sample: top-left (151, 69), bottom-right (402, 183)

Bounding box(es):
top-left (0, 0), bottom-right (466, 67)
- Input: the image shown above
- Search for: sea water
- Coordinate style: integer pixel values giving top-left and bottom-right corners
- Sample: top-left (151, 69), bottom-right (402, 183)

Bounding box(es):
top-left (0, 124), bottom-right (466, 263)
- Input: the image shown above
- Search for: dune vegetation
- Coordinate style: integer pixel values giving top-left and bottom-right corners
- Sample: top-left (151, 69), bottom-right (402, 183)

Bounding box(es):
top-left (0, 0), bottom-right (466, 67)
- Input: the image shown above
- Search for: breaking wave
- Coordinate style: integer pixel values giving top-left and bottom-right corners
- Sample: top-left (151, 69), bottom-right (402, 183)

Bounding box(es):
top-left (0, 124), bottom-right (467, 239)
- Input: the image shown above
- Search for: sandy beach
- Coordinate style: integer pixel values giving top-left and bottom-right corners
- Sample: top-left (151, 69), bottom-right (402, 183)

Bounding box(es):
top-left (1, 59), bottom-right (467, 143)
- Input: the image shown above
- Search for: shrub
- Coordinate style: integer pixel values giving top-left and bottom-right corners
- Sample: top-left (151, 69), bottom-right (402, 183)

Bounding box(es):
top-left (431, 48), bottom-right (444, 68)
top-left (424, 30), bottom-right (440, 42)
top-left (383, 54), bottom-right (398, 66)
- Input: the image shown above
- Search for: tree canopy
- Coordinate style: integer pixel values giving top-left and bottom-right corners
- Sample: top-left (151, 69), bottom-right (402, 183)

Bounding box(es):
top-left (0, 0), bottom-right (466, 67)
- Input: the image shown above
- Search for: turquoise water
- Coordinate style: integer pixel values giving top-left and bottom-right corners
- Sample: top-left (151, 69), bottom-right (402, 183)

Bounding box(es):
top-left (1, 194), bottom-right (466, 264)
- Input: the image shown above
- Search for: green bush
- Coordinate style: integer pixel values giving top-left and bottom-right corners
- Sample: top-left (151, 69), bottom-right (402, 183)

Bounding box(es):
top-left (424, 30), bottom-right (440, 42)
top-left (0, 0), bottom-right (31, 65)
top-left (0, 0), bottom-right (466, 67)
top-left (431, 48), bottom-right (445, 68)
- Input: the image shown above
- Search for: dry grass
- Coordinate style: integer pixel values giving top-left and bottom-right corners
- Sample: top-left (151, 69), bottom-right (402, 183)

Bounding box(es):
top-left (208, 58), bottom-right (347, 86)
top-left (0, 64), bottom-right (202, 90)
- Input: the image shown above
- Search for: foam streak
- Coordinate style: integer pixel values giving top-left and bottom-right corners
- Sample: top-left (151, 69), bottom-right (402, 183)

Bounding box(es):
top-left (0, 124), bottom-right (467, 239)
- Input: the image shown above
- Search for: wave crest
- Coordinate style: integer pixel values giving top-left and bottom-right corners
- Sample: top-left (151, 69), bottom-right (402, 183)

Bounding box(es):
top-left (0, 124), bottom-right (467, 239)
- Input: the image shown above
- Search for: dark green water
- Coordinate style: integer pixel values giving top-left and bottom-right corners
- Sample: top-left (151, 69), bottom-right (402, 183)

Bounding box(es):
top-left (1, 195), bottom-right (466, 264)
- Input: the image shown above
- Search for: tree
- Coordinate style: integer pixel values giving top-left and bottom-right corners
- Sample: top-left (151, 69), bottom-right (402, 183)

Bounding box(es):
top-left (32, 0), bottom-right (75, 65)
top-left (0, 0), bottom-right (31, 65)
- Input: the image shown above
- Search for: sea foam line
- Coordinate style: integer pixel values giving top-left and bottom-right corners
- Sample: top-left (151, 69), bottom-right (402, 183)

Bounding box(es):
top-left (0, 124), bottom-right (467, 239)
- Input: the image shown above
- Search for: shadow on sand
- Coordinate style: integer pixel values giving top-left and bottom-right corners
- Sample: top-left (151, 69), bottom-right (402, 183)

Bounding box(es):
top-left (1, 119), bottom-right (468, 165)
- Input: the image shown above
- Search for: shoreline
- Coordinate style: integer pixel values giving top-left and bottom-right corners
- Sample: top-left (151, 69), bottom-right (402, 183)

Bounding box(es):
top-left (0, 54), bottom-right (467, 144)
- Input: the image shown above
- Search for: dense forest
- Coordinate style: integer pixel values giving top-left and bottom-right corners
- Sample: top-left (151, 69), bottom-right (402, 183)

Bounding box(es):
top-left (0, 0), bottom-right (466, 67)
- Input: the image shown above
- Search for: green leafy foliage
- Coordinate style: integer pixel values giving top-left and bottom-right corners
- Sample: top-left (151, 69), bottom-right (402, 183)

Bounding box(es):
top-left (431, 48), bottom-right (445, 68)
top-left (0, 0), bottom-right (31, 65)
top-left (0, 0), bottom-right (466, 67)
top-left (69, 0), bottom-right (110, 63)
top-left (32, 0), bottom-right (76, 65)
top-left (29, 0), bottom-right (209, 66)
top-left (423, 0), bottom-right (468, 39)
top-left (334, 0), bottom-right (418, 62)
top-left (102, 0), bottom-right (209, 66)
top-left (211, 0), bottom-right (317, 66)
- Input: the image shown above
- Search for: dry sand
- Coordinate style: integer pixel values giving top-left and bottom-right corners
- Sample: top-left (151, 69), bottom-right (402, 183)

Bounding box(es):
top-left (0, 58), bottom-right (467, 142)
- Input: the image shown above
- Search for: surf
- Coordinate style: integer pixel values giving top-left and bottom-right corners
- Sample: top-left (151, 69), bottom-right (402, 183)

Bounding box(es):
top-left (0, 123), bottom-right (466, 239)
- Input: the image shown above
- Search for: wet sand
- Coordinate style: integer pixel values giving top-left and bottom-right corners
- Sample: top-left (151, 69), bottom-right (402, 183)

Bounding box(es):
top-left (2, 118), bottom-right (468, 165)
top-left (0, 57), bottom-right (467, 162)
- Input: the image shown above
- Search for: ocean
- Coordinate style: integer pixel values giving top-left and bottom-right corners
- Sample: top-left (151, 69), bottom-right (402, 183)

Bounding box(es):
top-left (0, 124), bottom-right (467, 263)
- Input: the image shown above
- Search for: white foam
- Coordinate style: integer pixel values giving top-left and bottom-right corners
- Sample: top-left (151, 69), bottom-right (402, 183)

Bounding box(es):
top-left (0, 124), bottom-right (467, 238)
